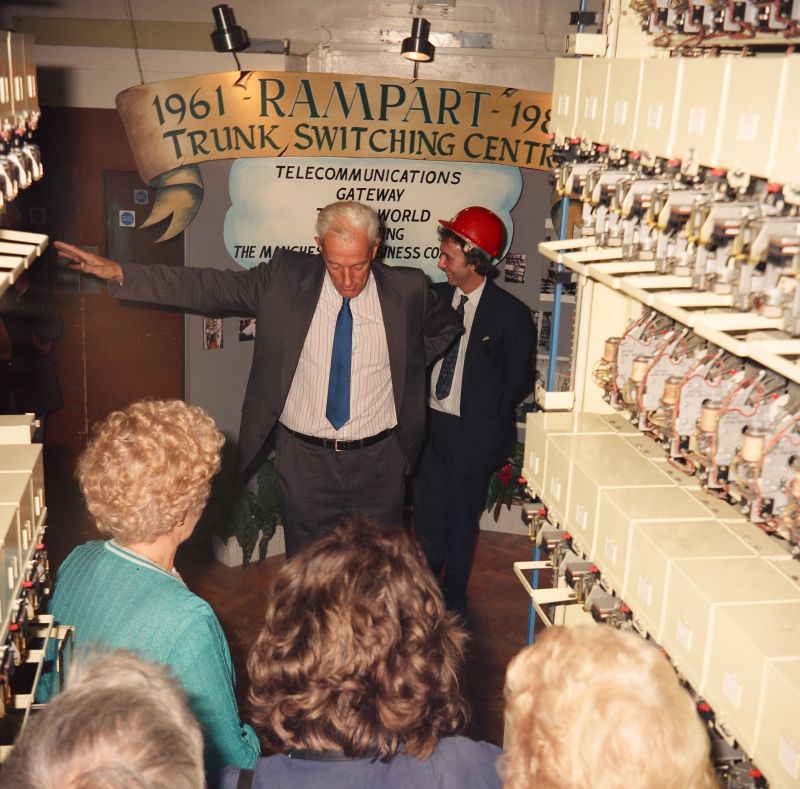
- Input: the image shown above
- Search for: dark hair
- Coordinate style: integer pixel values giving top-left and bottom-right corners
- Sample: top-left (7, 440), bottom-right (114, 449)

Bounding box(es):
top-left (438, 227), bottom-right (496, 276)
top-left (247, 517), bottom-right (469, 760)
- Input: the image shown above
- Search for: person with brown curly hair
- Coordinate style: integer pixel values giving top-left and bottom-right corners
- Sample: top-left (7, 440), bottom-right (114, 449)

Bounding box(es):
top-left (38, 399), bottom-right (260, 775)
top-left (502, 624), bottom-right (718, 789)
top-left (219, 517), bottom-right (502, 788)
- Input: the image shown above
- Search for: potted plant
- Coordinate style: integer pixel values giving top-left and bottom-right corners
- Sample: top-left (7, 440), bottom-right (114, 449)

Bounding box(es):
top-left (212, 457), bottom-right (282, 566)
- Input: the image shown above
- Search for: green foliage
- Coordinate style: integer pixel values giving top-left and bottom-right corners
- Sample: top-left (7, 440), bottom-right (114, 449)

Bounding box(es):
top-left (485, 442), bottom-right (527, 522)
top-left (228, 458), bottom-right (281, 566)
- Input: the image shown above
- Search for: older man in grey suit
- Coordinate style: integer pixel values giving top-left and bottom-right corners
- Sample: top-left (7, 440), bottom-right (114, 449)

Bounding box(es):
top-left (56, 201), bottom-right (461, 556)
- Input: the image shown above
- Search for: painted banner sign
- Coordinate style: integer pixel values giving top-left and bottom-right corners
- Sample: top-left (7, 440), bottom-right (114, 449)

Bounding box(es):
top-left (115, 71), bottom-right (551, 239)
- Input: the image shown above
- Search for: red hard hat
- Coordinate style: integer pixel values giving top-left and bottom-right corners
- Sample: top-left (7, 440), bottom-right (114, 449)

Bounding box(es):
top-left (438, 206), bottom-right (506, 259)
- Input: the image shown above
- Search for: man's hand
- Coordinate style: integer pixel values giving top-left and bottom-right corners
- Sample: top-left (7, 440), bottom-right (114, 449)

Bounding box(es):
top-left (54, 241), bottom-right (124, 283)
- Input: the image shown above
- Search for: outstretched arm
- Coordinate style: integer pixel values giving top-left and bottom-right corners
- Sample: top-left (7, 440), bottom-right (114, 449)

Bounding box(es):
top-left (54, 241), bottom-right (124, 282)
top-left (55, 240), bottom-right (267, 317)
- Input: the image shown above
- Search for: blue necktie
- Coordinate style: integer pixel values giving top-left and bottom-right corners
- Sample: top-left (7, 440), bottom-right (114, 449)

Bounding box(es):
top-left (435, 295), bottom-right (468, 400)
top-left (326, 297), bottom-right (352, 430)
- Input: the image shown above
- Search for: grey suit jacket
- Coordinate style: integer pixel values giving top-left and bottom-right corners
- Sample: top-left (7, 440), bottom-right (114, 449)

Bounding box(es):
top-left (115, 249), bottom-right (461, 478)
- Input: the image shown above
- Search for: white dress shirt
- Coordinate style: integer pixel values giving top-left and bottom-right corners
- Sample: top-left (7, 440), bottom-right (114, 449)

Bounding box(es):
top-left (280, 271), bottom-right (397, 438)
top-left (429, 279), bottom-right (486, 417)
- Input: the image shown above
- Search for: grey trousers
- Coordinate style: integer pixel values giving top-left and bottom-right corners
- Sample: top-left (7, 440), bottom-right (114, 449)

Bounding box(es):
top-left (273, 426), bottom-right (406, 557)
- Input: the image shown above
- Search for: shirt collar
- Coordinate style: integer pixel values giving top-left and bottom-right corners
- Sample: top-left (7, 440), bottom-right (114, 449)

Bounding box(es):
top-left (456, 276), bottom-right (486, 308)
top-left (323, 270), bottom-right (375, 303)
top-left (105, 540), bottom-right (185, 584)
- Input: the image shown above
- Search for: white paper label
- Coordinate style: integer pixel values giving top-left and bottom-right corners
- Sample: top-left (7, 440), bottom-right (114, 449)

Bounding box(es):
top-left (604, 536), bottom-right (618, 565)
top-left (576, 503), bottom-right (588, 530)
top-left (613, 99), bottom-right (628, 126)
top-left (6, 567), bottom-right (13, 590)
top-left (584, 95), bottom-right (597, 120)
top-left (550, 477), bottom-right (562, 501)
top-left (723, 671), bottom-right (742, 708)
top-left (21, 531), bottom-right (27, 551)
top-left (646, 103), bottom-right (663, 129)
top-left (34, 493), bottom-right (41, 517)
top-left (779, 736), bottom-right (800, 778)
top-left (736, 112), bottom-right (759, 143)
top-left (676, 619), bottom-right (694, 651)
top-left (638, 574), bottom-right (653, 606)
top-left (558, 94), bottom-right (570, 117)
top-left (688, 107), bottom-right (707, 136)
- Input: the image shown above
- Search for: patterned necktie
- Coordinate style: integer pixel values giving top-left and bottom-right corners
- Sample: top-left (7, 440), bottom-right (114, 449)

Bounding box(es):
top-left (326, 297), bottom-right (353, 430)
top-left (435, 295), bottom-right (468, 400)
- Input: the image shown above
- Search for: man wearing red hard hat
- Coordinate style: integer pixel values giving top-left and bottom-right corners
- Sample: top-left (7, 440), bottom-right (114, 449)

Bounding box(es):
top-left (412, 206), bottom-right (536, 614)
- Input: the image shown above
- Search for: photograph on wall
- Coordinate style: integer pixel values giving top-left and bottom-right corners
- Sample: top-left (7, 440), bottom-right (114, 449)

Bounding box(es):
top-left (538, 311), bottom-right (552, 350)
top-left (203, 318), bottom-right (223, 350)
top-left (504, 253), bottom-right (526, 284)
top-left (239, 318), bottom-right (256, 342)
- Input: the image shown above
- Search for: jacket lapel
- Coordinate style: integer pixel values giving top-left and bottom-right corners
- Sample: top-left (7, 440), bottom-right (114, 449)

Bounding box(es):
top-left (465, 278), bottom-right (496, 360)
top-left (373, 263), bottom-right (406, 412)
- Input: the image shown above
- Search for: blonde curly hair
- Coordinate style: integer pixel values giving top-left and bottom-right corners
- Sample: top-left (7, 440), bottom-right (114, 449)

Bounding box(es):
top-left (76, 399), bottom-right (224, 544)
top-left (503, 625), bottom-right (717, 789)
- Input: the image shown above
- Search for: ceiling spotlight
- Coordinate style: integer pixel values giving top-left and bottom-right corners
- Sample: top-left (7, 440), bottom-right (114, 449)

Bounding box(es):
top-left (211, 4), bottom-right (250, 53)
top-left (401, 17), bottom-right (434, 62)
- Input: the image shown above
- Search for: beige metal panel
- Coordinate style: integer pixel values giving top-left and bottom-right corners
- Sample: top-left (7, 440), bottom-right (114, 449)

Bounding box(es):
top-left (626, 519), bottom-right (755, 641)
top-left (672, 57), bottom-right (729, 171)
top-left (705, 602), bottom-right (800, 757)
top-left (555, 433), bottom-right (675, 557)
top-left (0, 445), bottom-right (44, 517)
top-left (0, 415), bottom-right (35, 443)
top-left (575, 57), bottom-right (610, 147)
top-left (650, 458), bottom-right (703, 488)
top-left (768, 559), bottom-right (800, 588)
top-left (595, 485), bottom-right (716, 598)
top-left (687, 488), bottom-right (748, 521)
top-left (603, 58), bottom-right (644, 153)
top-left (723, 521), bottom-right (794, 560)
top-left (716, 57), bottom-right (783, 179)
top-left (632, 58), bottom-right (683, 160)
top-left (551, 57), bottom-right (582, 143)
top-left (0, 31), bottom-right (11, 132)
top-left (623, 431), bottom-right (667, 461)
top-left (663, 558), bottom-right (800, 690)
top-left (599, 413), bottom-right (641, 433)
top-left (7, 32), bottom-right (27, 126)
top-left (754, 658), bottom-right (800, 789)
top-left (20, 34), bottom-right (38, 120)
top-left (575, 277), bottom-right (640, 412)
top-left (524, 412), bottom-right (634, 500)
top-left (541, 437), bottom-right (572, 524)
top-left (0, 473), bottom-right (34, 563)
top-left (0, 504), bottom-right (20, 625)
top-left (767, 56), bottom-right (800, 188)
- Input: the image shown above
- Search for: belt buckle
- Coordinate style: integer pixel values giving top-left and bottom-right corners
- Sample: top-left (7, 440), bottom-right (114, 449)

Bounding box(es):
top-left (334, 438), bottom-right (344, 452)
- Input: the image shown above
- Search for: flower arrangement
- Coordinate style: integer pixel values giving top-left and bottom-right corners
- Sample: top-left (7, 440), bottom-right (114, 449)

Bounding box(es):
top-left (485, 442), bottom-right (528, 521)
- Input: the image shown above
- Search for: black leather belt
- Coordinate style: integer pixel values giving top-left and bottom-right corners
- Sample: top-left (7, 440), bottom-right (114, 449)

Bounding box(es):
top-left (283, 426), bottom-right (395, 452)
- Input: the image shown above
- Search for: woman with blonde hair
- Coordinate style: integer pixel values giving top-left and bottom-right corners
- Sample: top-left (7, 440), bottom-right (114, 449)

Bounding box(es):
top-left (40, 399), bottom-right (259, 774)
top-left (503, 624), bottom-right (718, 789)
top-left (220, 517), bottom-right (502, 788)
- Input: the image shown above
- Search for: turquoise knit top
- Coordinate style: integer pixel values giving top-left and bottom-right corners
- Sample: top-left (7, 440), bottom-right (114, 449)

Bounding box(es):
top-left (40, 540), bottom-right (260, 772)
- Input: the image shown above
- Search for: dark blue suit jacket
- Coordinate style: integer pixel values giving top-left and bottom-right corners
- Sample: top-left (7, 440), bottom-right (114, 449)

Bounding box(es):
top-left (432, 278), bottom-right (536, 471)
